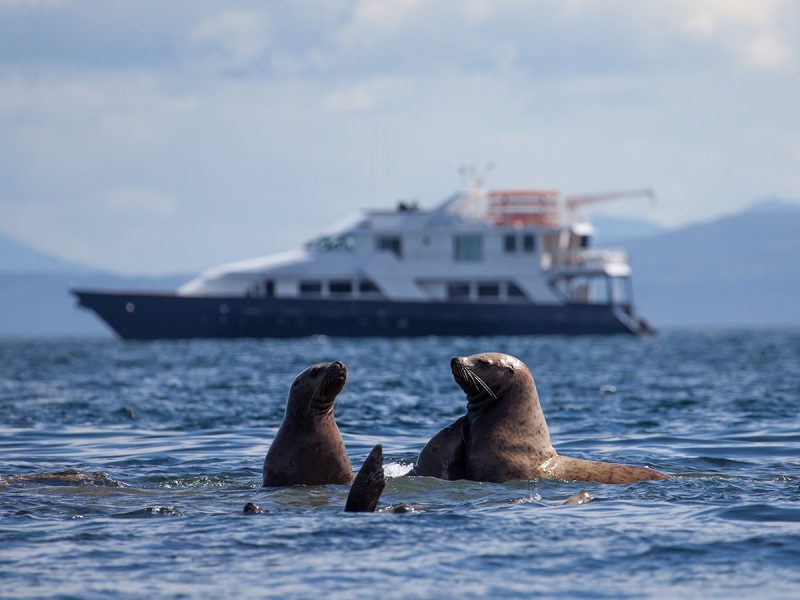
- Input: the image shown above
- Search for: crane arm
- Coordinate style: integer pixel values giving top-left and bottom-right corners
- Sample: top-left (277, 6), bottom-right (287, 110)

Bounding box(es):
top-left (563, 189), bottom-right (656, 223)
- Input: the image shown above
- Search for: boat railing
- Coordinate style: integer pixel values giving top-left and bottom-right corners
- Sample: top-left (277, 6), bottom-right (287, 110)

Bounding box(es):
top-left (544, 248), bottom-right (628, 269)
top-left (579, 248), bottom-right (628, 268)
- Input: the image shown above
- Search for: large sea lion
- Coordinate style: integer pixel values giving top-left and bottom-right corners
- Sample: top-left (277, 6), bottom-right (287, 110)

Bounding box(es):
top-left (414, 352), bottom-right (668, 484)
top-left (262, 361), bottom-right (353, 487)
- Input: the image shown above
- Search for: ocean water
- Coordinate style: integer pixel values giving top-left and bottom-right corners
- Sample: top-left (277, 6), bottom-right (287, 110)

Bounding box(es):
top-left (1, 330), bottom-right (799, 599)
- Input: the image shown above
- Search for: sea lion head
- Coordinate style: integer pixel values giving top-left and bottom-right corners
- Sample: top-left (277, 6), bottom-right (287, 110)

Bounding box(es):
top-left (450, 352), bottom-right (533, 413)
top-left (286, 361), bottom-right (347, 419)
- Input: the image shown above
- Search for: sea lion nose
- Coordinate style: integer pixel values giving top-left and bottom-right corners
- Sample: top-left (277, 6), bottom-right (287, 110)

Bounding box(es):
top-left (332, 361), bottom-right (346, 374)
top-left (450, 357), bottom-right (460, 370)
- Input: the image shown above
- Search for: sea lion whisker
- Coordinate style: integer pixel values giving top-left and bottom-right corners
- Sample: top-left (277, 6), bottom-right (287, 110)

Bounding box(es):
top-left (463, 367), bottom-right (497, 402)
top-left (305, 378), bottom-right (326, 417)
top-left (463, 367), bottom-right (481, 393)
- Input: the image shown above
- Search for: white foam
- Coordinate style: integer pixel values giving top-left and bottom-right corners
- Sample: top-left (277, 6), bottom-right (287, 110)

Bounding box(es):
top-left (384, 462), bottom-right (414, 478)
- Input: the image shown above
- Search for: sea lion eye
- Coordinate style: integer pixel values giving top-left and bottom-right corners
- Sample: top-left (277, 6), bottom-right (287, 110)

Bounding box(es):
top-left (311, 367), bottom-right (322, 376)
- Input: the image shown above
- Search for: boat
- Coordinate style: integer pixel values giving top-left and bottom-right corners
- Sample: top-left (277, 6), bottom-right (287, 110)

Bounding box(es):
top-left (72, 182), bottom-right (655, 339)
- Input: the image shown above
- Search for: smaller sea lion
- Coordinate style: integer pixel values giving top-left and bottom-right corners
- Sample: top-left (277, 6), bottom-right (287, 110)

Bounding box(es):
top-left (263, 361), bottom-right (353, 487)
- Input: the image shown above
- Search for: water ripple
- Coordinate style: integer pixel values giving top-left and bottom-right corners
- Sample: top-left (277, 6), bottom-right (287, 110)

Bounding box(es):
top-left (1, 330), bottom-right (799, 598)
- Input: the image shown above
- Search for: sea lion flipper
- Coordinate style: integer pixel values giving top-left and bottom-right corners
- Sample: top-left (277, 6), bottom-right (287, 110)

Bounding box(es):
top-left (552, 455), bottom-right (668, 484)
top-left (413, 416), bottom-right (469, 480)
top-left (344, 444), bottom-right (385, 513)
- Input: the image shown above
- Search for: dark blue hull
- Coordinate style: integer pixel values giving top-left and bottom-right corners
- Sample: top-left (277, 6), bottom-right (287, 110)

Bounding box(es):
top-left (72, 290), bottom-right (648, 339)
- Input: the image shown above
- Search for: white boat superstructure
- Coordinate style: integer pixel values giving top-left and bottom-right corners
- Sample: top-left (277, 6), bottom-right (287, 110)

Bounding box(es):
top-left (177, 188), bottom-right (637, 308)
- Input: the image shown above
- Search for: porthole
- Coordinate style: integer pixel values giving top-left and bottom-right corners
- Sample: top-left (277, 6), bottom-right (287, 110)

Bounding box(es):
top-left (125, 302), bottom-right (135, 313)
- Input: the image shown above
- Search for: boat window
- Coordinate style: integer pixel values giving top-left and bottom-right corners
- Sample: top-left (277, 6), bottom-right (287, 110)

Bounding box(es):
top-left (447, 282), bottom-right (470, 300)
top-left (299, 281), bottom-right (322, 296)
top-left (314, 234), bottom-right (355, 252)
top-left (454, 234), bottom-right (482, 261)
top-left (376, 236), bottom-right (402, 258)
top-left (508, 283), bottom-right (528, 299)
top-left (478, 283), bottom-right (500, 299)
top-left (359, 280), bottom-right (381, 294)
top-left (504, 234), bottom-right (516, 253)
top-left (329, 280), bottom-right (352, 295)
top-left (523, 234), bottom-right (536, 252)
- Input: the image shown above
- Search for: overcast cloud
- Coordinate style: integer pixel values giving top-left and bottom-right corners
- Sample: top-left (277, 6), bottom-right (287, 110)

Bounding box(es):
top-left (1, 0), bottom-right (798, 274)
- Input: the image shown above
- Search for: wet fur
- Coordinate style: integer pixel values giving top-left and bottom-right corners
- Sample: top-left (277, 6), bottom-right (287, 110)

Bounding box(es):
top-left (415, 353), bottom-right (668, 484)
top-left (263, 362), bottom-right (353, 487)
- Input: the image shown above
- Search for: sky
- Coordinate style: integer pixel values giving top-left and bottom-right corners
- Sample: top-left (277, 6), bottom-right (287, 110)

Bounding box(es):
top-left (1, 0), bottom-right (798, 275)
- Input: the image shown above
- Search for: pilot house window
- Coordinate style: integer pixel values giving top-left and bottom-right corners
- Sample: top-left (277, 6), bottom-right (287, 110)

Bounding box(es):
top-left (454, 234), bottom-right (482, 261)
top-left (522, 233), bottom-right (536, 252)
top-left (376, 236), bottom-right (402, 258)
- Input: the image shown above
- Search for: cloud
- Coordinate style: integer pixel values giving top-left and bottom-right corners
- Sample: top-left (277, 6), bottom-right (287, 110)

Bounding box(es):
top-left (322, 78), bottom-right (409, 113)
top-left (187, 8), bottom-right (271, 71)
top-left (0, 1), bottom-right (798, 273)
top-left (350, 0), bottom-right (422, 29)
top-left (676, 0), bottom-right (794, 70)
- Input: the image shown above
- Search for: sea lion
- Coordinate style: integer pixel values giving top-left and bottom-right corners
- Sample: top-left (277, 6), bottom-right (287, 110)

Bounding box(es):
top-left (262, 361), bottom-right (353, 487)
top-left (0, 469), bottom-right (122, 487)
top-left (414, 353), bottom-right (668, 484)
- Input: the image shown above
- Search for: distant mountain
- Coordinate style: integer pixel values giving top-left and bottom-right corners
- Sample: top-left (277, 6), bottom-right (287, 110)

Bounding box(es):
top-left (591, 215), bottom-right (665, 244)
top-left (627, 199), bottom-right (800, 327)
top-left (743, 197), bottom-right (800, 214)
top-left (0, 232), bottom-right (192, 336)
top-left (0, 272), bottom-right (191, 337)
top-left (0, 231), bottom-right (97, 274)
top-left (1, 200), bottom-right (799, 336)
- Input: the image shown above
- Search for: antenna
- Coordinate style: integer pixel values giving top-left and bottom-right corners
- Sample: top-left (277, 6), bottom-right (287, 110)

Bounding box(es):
top-left (458, 162), bottom-right (496, 191)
